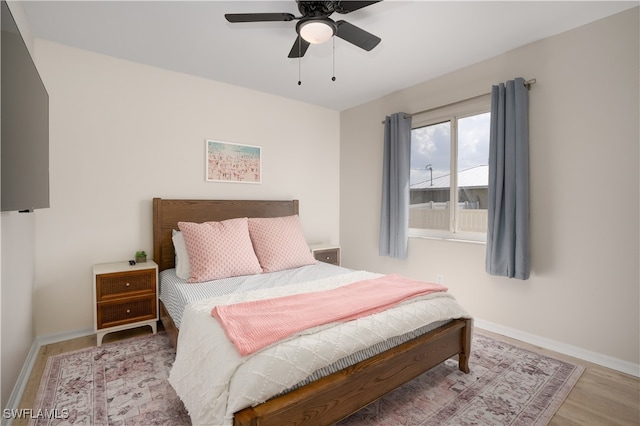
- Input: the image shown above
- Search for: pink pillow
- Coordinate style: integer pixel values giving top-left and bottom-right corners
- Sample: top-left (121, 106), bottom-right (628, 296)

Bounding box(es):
top-left (178, 218), bottom-right (262, 283)
top-left (248, 215), bottom-right (317, 273)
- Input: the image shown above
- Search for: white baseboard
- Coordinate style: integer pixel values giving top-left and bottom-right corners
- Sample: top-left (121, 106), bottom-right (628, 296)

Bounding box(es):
top-left (2, 327), bottom-right (94, 426)
top-left (475, 319), bottom-right (640, 378)
top-left (33, 327), bottom-right (94, 347)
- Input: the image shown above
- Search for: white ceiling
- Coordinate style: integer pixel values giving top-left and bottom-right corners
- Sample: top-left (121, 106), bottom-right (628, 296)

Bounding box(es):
top-left (22, 1), bottom-right (637, 111)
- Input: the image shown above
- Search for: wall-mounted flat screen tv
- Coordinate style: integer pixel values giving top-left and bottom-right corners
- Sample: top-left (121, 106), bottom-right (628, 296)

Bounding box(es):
top-left (1, 0), bottom-right (50, 212)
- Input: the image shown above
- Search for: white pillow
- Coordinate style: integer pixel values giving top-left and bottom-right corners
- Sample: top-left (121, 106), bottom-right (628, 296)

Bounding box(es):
top-left (172, 229), bottom-right (191, 280)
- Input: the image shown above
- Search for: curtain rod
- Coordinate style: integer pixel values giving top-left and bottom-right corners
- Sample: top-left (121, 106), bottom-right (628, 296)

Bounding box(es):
top-left (381, 78), bottom-right (536, 123)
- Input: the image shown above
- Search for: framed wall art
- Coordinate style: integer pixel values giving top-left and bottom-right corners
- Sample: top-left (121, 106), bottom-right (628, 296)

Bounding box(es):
top-left (205, 139), bottom-right (261, 184)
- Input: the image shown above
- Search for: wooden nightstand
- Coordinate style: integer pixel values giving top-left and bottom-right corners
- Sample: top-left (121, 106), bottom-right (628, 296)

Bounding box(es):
top-left (310, 244), bottom-right (341, 266)
top-left (93, 260), bottom-right (158, 346)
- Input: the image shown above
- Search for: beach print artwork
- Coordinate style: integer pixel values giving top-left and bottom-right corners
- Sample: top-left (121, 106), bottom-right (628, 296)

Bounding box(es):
top-left (206, 140), bottom-right (261, 183)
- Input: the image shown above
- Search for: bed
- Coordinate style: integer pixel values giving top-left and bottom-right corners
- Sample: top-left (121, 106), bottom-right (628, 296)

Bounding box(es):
top-left (152, 198), bottom-right (473, 426)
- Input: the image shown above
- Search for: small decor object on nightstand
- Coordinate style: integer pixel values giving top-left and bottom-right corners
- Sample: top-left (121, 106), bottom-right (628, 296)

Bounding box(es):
top-left (135, 251), bottom-right (147, 263)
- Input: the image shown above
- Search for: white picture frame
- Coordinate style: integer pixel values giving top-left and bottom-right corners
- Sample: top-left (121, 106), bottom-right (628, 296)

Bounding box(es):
top-left (205, 139), bottom-right (262, 184)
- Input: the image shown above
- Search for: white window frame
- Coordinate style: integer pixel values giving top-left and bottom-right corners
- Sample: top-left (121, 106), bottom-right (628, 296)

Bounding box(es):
top-left (409, 94), bottom-right (491, 243)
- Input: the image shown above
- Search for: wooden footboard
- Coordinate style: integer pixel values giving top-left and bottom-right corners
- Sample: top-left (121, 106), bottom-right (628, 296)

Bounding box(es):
top-left (234, 317), bottom-right (472, 426)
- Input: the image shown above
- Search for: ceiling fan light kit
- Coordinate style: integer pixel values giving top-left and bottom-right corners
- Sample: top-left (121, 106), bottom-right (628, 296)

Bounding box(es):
top-left (298, 18), bottom-right (336, 44)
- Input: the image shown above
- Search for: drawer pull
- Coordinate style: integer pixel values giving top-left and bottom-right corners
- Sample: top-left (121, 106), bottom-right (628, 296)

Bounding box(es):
top-left (326, 256), bottom-right (330, 260)
top-left (125, 282), bottom-right (130, 287)
top-left (126, 309), bottom-right (131, 314)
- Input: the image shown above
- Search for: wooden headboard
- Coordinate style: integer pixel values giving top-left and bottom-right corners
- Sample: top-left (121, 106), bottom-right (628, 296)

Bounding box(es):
top-left (152, 198), bottom-right (299, 272)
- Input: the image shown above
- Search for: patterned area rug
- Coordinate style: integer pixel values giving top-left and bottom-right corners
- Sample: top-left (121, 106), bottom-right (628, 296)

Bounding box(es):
top-left (30, 333), bottom-right (189, 426)
top-left (30, 331), bottom-right (583, 426)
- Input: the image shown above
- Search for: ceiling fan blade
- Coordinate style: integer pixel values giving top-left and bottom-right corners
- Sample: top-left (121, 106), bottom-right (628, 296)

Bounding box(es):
top-left (225, 13), bottom-right (295, 23)
top-left (334, 1), bottom-right (381, 14)
top-left (335, 20), bottom-right (381, 51)
top-left (288, 36), bottom-right (311, 58)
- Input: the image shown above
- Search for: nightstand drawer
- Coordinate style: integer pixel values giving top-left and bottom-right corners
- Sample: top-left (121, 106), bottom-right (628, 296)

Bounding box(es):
top-left (96, 295), bottom-right (157, 330)
top-left (313, 248), bottom-right (340, 265)
top-left (96, 269), bottom-right (156, 301)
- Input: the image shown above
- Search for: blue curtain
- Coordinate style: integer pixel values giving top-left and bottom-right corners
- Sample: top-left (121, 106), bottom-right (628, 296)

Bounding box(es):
top-left (379, 112), bottom-right (412, 259)
top-left (486, 78), bottom-right (530, 279)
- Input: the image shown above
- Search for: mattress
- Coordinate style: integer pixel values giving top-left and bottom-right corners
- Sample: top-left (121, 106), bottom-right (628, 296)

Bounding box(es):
top-left (159, 261), bottom-right (353, 328)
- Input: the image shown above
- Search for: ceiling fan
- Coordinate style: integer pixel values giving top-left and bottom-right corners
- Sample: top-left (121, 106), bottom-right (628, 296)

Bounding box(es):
top-left (224, 1), bottom-right (382, 58)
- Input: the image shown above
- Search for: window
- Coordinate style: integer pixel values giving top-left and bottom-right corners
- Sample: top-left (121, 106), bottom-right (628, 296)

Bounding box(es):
top-left (409, 95), bottom-right (490, 241)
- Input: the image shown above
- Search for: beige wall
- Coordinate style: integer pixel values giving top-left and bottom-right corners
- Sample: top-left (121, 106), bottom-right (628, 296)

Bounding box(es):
top-left (32, 40), bottom-right (340, 337)
top-left (340, 8), bottom-right (639, 369)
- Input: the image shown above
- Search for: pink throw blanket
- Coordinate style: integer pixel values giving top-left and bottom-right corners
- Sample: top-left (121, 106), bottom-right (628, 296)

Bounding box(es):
top-left (211, 274), bottom-right (447, 356)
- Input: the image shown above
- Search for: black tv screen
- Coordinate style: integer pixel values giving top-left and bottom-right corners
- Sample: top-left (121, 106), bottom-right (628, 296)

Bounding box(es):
top-left (1, 0), bottom-right (49, 212)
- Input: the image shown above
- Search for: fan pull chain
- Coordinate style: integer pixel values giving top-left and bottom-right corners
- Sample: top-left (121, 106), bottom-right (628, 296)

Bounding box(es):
top-left (331, 37), bottom-right (336, 82)
top-left (298, 37), bottom-right (302, 86)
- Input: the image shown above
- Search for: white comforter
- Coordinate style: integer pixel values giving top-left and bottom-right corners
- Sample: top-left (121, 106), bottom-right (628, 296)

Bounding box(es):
top-left (169, 271), bottom-right (470, 426)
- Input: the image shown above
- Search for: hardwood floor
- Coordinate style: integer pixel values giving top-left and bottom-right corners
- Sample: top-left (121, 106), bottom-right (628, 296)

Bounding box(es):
top-left (15, 326), bottom-right (640, 425)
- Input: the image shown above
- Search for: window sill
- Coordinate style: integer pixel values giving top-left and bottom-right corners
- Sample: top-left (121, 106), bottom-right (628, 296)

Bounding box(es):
top-left (408, 230), bottom-right (486, 245)
top-left (410, 235), bottom-right (486, 245)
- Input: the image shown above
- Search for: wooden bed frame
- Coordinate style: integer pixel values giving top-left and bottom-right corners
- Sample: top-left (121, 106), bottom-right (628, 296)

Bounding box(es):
top-left (152, 197), bottom-right (472, 426)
